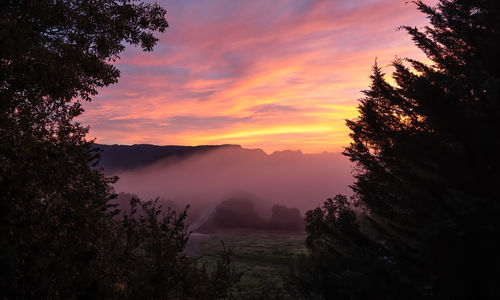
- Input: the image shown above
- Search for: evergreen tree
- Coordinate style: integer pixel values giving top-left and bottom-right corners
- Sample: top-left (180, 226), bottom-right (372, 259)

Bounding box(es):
top-left (296, 1), bottom-right (500, 298)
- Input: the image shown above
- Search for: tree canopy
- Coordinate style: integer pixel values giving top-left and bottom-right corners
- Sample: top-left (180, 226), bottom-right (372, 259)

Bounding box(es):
top-left (295, 0), bottom-right (500, 298)
top-left (0, 1), bottom-right (240, 298)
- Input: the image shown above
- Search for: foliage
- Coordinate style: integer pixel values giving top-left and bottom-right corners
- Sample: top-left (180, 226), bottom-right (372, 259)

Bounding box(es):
top-left (213, 198), bottom-right (266, 229)
top-left (290, 196), bottom-right (408, 300)
top-left (107, 198), bottom-right (242, 299)
top-left (0, 0), bottom-right (239, 298)
top-left (267, 205), bottom-right (305, 231)
top-left (297, 0), bottom-right (500, 299)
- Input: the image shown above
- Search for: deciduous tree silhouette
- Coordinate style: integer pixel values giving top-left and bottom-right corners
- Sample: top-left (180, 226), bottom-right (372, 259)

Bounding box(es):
top-left (0, 1), bottom-right (238, 298)
top-left (268, 205), bottom-right (305, 231)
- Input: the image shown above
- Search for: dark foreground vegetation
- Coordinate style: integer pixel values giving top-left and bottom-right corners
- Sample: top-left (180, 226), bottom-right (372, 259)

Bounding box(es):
top-left (0, 1), bottom-right (240, 298)
top-left (293, 1), bottom-right (500, 299)
top-left (1, 0), bottom-right (499, 299)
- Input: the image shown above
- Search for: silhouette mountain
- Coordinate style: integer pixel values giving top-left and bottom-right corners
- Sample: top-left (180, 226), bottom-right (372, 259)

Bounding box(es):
top-left (95, 144), bottom-right (266, 172)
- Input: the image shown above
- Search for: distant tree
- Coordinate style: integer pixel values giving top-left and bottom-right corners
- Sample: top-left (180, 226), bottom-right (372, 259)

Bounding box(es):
top-left (0, 1), bottom-right (238, 297)
top-left (213, 198), bottom-right (266, 229)
top-left (297, 1), bottom-right (500, 299)
top-left (267, 205), bottom-right (305, 231)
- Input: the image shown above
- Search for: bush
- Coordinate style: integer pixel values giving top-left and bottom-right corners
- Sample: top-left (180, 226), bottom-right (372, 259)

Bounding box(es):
top-left (213, 198), bottom-right (266, 229)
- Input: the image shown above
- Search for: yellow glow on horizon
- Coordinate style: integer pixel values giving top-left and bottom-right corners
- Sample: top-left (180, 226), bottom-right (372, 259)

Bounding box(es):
top-left (201, 125), bottom-right (333, 141)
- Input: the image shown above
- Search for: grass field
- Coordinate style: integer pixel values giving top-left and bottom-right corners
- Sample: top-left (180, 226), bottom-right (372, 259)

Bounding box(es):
top-left (187, 229), bottom-right (307, 294)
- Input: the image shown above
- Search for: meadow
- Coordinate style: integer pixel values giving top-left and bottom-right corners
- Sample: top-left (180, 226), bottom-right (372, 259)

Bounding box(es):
top-left (188, 229), bottom-right (307, 294)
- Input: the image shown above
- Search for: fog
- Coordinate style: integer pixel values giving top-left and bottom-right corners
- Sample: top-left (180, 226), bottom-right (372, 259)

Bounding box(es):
top-left (112, 147), bottom-right (354, 218)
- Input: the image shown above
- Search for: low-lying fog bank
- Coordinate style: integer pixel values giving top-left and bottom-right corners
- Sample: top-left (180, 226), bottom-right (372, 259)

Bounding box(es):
top-left (109, 146), bottom-right (353, 222)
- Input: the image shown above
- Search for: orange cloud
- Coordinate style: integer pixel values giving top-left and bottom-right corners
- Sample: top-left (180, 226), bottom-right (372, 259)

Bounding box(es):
top-left (80, 0), bottom-right (433, 153)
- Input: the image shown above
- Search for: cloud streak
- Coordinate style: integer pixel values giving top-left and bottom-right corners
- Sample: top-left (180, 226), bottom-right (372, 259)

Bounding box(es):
top-left (80, 0), bottom-right (433, 153)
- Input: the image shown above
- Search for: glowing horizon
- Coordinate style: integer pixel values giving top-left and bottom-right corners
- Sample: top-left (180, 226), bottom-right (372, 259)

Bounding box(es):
top-left (80, 0), bottom-right (433, 154)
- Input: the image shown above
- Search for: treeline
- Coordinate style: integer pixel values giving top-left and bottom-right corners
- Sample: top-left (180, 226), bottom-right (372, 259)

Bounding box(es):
top-left (116, 194), bottom-right (305, 231)
top-left (207, 198), bottom-right (305, 231)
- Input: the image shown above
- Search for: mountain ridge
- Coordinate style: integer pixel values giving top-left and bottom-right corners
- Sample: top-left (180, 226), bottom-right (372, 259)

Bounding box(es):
top-left (95, 143), bottom-right (266, 172)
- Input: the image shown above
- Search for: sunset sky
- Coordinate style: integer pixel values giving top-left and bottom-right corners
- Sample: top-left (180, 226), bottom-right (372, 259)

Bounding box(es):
top-left (81, 0), bottom-right (433, 153)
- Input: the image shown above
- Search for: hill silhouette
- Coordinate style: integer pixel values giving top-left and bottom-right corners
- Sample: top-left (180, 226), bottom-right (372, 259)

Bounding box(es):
top-left (95, 144), bottom-right (265, 172)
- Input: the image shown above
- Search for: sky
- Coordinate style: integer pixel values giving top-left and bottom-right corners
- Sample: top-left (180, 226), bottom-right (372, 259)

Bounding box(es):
top-left (80, 0), bottom-right (433, 154)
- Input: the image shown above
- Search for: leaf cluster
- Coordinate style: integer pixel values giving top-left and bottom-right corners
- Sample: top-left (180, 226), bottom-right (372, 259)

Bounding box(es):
top-left (0, 1), bottom-right (241, 298)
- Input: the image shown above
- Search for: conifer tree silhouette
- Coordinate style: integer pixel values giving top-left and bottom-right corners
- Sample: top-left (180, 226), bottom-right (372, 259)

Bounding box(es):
top-left (294, 1), bottom-right (500, 298)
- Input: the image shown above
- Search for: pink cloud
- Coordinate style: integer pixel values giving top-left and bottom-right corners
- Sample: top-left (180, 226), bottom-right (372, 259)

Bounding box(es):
top-left (80, 0), bottom-right (434, 153)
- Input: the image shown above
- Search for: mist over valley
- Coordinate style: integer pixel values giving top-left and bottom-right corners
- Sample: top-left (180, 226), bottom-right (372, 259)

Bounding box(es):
top-left (98, 144), bottom-right (353, 228)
